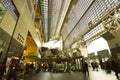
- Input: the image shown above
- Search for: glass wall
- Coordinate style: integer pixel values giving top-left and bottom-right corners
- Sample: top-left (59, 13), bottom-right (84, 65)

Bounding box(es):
top-left (0, 2), bottom-right (6, 23)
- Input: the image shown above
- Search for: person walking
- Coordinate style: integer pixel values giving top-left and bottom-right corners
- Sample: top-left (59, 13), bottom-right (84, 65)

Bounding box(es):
top-left (91, 61), bottom-right (95, 71)
top-left (82, 60), bottom-right (89, 76)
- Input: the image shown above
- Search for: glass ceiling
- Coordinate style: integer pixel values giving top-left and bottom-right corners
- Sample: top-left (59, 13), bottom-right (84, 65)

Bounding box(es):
top-left (39, 0), bottom-right (120, 49)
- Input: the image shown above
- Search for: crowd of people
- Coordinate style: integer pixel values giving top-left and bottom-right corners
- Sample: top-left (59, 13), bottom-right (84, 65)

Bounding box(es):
top-left (1, 60), bottom-right (73, 80)
top-left (80, 55), bottom-right (120, 79)
top-left (88, 55), bottom-right (120, 79)
top-left (100, 55), bottom-right (120, 79)
top-left (0, 55), bottom-right (120, 80)
top-left (0, 59), bottom-right (89, 79)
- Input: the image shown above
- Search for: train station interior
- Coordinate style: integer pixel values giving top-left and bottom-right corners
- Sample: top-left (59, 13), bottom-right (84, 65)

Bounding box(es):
top-left (0, 0), bottom-right (120, 80)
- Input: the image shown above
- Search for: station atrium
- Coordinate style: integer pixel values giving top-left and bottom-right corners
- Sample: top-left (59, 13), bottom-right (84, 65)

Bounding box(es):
top-left (0, 0), bottom-right (120, 80)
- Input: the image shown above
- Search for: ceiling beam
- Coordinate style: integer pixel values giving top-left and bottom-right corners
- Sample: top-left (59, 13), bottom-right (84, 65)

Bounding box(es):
top-left (64, 0), bottom-right (95, 47)
top-left (55, 0), bottom-right (71, 39)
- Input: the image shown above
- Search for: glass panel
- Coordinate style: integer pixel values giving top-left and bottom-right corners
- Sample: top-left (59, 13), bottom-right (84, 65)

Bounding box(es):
top-left (83, 23), bottom-right (105, 41)
top-left (0, 2), bottom-right (6, 23)
top-left (1, 0), bottom-right (19, 21)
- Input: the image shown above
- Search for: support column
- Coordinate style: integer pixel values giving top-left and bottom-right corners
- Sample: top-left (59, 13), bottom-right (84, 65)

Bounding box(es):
top-left (101, 8), bottom-right (120, 57)
top-left (102, 29), bottom-right (120, 57)
top-left (79, 47), bottom-right (88, 57)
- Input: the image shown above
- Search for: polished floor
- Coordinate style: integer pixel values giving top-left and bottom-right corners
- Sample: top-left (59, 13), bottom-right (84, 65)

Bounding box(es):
top-left (2, 68), bottom-right (119, 80)
top-left (25, 71), bottom-right (89, 80)
top-left (89, 68), bottom-right (118, 80)
top-left (23, 68), bottom-right (118, 80)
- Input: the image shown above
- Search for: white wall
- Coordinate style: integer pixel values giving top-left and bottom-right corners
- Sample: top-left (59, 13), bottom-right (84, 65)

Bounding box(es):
top-left (0, 11), bottom-right (16, 36)
top-left (87, 37), bottom-right (110, 55)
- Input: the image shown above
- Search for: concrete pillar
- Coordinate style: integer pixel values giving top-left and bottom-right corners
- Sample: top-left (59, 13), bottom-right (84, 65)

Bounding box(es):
top-left (102, 29), bottom-right (120, 57)
top-left (79, 47), bottom-right (88, 57)
top-left (60, 37), bottom-right (63, 50)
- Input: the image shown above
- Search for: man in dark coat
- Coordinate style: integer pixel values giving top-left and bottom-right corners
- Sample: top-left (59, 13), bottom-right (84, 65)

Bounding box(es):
top-left (82, 60), bottom-right (89, 76)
